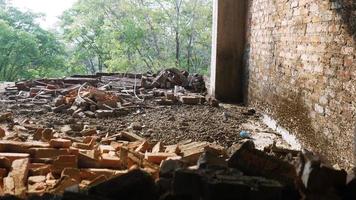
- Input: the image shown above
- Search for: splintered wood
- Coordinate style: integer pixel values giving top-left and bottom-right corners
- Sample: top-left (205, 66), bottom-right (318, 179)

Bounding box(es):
top-left (0, 129), bottom-right (225, 198)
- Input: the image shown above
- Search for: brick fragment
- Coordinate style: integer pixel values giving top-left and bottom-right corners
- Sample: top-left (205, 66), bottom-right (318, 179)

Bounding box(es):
top-left (30, 148), bottom-right (78, 159)
top-left (41, 129), bottom-right (53, 141)
top-left (0, 140), bottom-right (50, 153)
top-left (3, 158), bottom-right (29, 198)
top-left (0, 127), bottom-right (5, 138)
top-left (135, 140), bottom-right (151, 153)
top-left (145, 152), bottom-right (177, 164)
top-left (62, 168), bottom-right (81, 182)
top-left (99, 153), bottom-right (121, 169)
top-left (99, 145), bottom-right (115, 154)
top-left (51, 155), bottom-right (78, 175)
top-left (152, 142), bottom-right (163, 153)
top-left (49, 139), bottom-right (72, 148)
top-left (179, 96), bottom-right (201, 105)
top-left (119, 131), bottom-right (144, 142)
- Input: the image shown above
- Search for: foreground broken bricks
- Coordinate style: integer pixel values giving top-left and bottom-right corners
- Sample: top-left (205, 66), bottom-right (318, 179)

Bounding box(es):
top-left (0, 129), bottom-right (227, 199)
top-left (0, 137), bottom-right (354, 200)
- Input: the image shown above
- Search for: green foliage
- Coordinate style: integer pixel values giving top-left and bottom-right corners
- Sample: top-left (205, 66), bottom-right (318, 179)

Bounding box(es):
top-left (0, 0), bottom-right (212, 81)
top-left (0, 4), bottom-right (68, 81)
top-left (60, 0), bottom-right (213, 75)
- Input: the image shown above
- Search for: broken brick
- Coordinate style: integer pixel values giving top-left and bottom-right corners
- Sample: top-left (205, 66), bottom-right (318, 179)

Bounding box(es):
top-left (48, 175), bottom-right (79, 195)
top-left (0, 127), bottom-right (5, 138)
top-left (49, 138), bottom-right (72, 148)
top-left (41, 129), bottom-right (54, 141)
top-left (28, 175), bottom-right (46, 185)
top-left (152, 142), bottom-right (163, 153)
top-left (52, 155), bottom-right (78, 175)
top-left (3, 158), bottom-right (29, 198)
top-left (0, 153), bottom-right (30, 163)
top-left (145, 152), bottom-right (177, 165)
top-left (119, 131), bottom-right (144, 142)
top-left (99, 153), bottom-right (121, 169)
top-left (29, 163), bottom-right (52, 176)
top-left (30, 148), bottom-right (78, 159)
top-left (80, 168), bottom-right (127, 181)
top-left (228, 140), bottom-right (297, 186)
top-left (62, 168), bottom-right (81, 182)
top-left (135, 140), bottom-right (151, 153)
top-left (98, 145), bottom-right (115, 154)
top-left (80, 129), bottom-right (97, 136)
top-left (0, 140), bottom-right (50, 153)
top-left (179, 96), bottom-right (201, 105)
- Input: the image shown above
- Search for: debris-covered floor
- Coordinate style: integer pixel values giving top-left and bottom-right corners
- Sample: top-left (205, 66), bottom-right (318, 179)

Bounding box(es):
top-left (0, 69), bottom-right (354, 200)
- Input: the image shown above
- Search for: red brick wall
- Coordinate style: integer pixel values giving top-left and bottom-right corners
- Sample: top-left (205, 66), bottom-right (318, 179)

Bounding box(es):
top-left (245, 0), bottom-right (355, 167)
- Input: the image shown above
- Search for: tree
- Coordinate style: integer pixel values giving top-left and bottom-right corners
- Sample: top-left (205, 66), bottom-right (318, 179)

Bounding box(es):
top-left (60, 0), bottom-right (213, 75)
top-left (0, 3), bottom-right (68, 81)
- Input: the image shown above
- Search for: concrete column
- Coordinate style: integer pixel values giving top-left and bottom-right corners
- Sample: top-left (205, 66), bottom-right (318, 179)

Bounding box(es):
top-left (210, 0), bottom-right (247, 103)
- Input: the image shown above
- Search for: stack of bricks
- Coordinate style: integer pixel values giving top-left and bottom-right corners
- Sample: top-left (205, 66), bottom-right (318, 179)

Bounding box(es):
top-left (245, 0), bottom-right (355, 167)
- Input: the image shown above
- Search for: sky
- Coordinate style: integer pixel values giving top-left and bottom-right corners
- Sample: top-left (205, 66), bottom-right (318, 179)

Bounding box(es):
top-left (9, 0), bottom-right (76, 29)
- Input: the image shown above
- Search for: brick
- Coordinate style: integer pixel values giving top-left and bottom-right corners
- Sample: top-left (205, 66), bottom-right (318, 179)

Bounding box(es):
top-left (179, 96), bottom-right (201, 105)
top-left (165, 144), bottom-right (180, 154)
top-left (41, 129), bottom-right (53, 141)
top-left (78, 151), bottom-right (101, 169)
top-left (61, 168), bottom-right (81, 182)
top-left (3, 158), bottom-right (29, 198)
top-left (0, 153), bottom-right (30, 163)
top-left (47, 175), bottom-right (79, 195)
top-left (144, 152), bottom-right (177, 165)
top-left (29, 163), bottom-right (51, 176)
top-left (99, 153), bottom-right (121, 169)
top-left (99, 145), bottom-right (115, 154)
top-left (135, 140), bottom-right (151, 153)
top-left (49, 139), bottom-right (72, 148)
top-left (51, 155), bottom-right (78, 175)
top-left (27, 182), bottom-right (47, 195)
top-left (28, 176), bottom-right (46, 184)
top-left (0, 127), bottom-right (5, 138)
top-left (81, 129), bottom-right (97, 136)
top-left (30, 148), bottom-right (78, 159)
top-left (152, 142), bottom-right (163, 153)
top-left (119, 131), bottom-right (144, 142)
top-left (80, 169), bottom-right (128, 181)
top-left (0, 140), bottom-right (50, 153)
top-left (228, 141), bottom-right (297, 186)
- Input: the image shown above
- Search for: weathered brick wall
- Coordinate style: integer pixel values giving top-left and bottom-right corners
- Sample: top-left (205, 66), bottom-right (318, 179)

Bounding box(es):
top-left (245, 0), bottom-right (355, 167)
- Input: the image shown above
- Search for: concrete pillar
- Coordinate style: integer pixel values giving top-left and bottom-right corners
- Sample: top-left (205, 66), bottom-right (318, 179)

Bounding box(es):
top-left (210, 0), bottom-right (247, 103)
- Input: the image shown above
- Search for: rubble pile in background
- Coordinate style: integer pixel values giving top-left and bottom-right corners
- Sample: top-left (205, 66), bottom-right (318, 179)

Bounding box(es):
top-left (1, 69), bottom-right (216, 119)
top-left (141, 68), bottom-right (206, 93)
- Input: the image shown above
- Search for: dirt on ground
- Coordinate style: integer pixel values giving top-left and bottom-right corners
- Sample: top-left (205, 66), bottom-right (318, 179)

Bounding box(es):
top-left (0, 88), bottom-right (293, 152)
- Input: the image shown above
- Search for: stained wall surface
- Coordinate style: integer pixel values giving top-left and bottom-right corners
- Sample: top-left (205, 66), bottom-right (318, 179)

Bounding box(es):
top-left (245, 0), bottom-right (355, 167)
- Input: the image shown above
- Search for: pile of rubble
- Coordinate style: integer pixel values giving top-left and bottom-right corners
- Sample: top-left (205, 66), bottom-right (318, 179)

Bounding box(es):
top-left (0, 117), bottom-right (226, 199)
top-left (0, 108), bottom-right (355, 200)
top-left (2, 69), bottom-right (216, 119)
top-left (1, 69), bottom-right (355, 200)
top-left (142, 68), bottom-right (206, 93)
